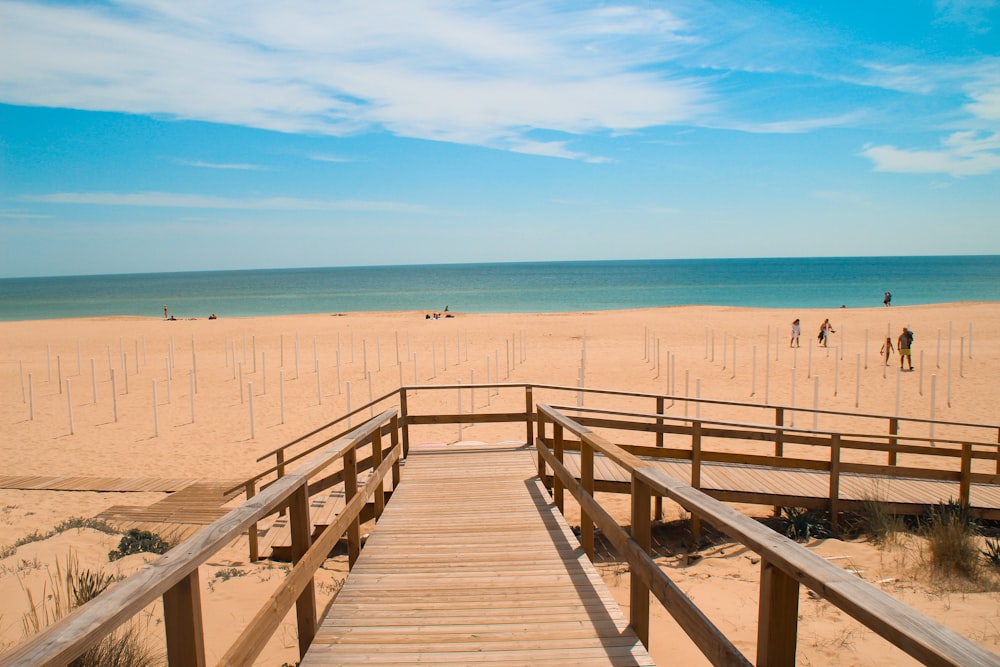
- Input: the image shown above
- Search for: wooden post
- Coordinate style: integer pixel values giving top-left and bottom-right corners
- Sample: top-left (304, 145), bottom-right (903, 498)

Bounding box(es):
top-left (400, 390), bottom-right (410, 458)
top-left (888, 418), bottom-right (899, 466)
top-left (630, 475), bottom-right (651, 647)
top-left (344, 446), bottom-right (361, 567)
top-left (553, 423), bottom-right (564, 512)
top-left (960, 443), bottom-right (972, 508)
top-left (163, 570), bottom-right (207, 667)
top-left (288, 483), bottom-right (317, 659)
top-left (829, 434), bottom-right (841, 531)
top-left (525, 385), bottom-right (534, 449)
top-left (391, 414), bottom-right (402, 488)
top-left (581, 440), bottom-right (595, 560)
top-left (756, 559), bottom-right (799, 667)
top-left (245, 481), bottom-right (259, 562)
top-left (655, 396), bottom-right (665, 520)
top-left (691, 420), bottom-right (702, 546)
top-left (537, 414), bottom-right (548, 483)
top-left (372, 429), bottom-right (385, 519)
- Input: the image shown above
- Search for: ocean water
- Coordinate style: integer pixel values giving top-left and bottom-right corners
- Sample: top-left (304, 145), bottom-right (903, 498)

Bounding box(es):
top-left (0, 256), bottom-right (997, 321)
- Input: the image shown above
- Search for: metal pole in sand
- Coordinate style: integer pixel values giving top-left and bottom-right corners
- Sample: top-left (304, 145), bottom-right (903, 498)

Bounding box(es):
top-left (486, 360), bottom-right (492, 407)
top-left (684, 371), bottom-right (690, 418)
top-left (960, 337), bottom-right (965, 378)
top-left (731, 338), bottom-right (736, 380)
top-left (190, 372), bottom-right (195, 423)
top-left (122, 354), bottom-right (128, 395)
top-left (751, 346), bottom-right (757, 397)
top-left (152, 380), bottom-right (158, 438)
top-left (295, 337), bottom-right (300, 380)
top-left (764, 346), bottom-right (770, 405)
top-left (711, 329), bottom-right (715, 363)
top-left (57, 355), bottom-right (62, 394)
top-left (947, 322), bottom-right (953, 408)
top-left (336, 349), bottom-right (342, 395)
top-left (242, 333), bottom-right (247, 364)
top-left (111, 369), bottom-right (118, 422)
top-left (239, 363), bottom-right (244, 404)
top-left (840, 328), bottom-right (844, 361)
top-left (395, 331), bottom-right (400, 366)
top-left (407, 330), bottom-right (411, 362)
top-left (166, 361), bottom-right (172, 404)
top-left (76, 340), bottom-right (82, 375)
top-left (704, 328), bottom-right (708, 359)
top-left (670, 353), bottom-right (677, 407)
top-left (316, 360), bottom-right (322, 405)
top-left (66, 379), bottom-right (73, 435)
top-left (191, 339), bottom-right (197, 394)
top-left (142, 336), bottom-right (147, 367)
top-left (134, 340), bottom-right (139, 374)
top-left (936, 329), bottom-right (941, 368)
top-left (230, 343), bottom-right (235, 379)
top-left (813, 376), bottom-right (819, 431)
top-left (807, 340), bottom-right (812, 378)
top-left (248, 382), bottom-right (255, 439)
top-left (398, 361), bottom-right (403, 389)
top-left (363, 339), bottom-right (368, 377)
top-left (919, 351), bottom-right (925, 396)
top-left (834, 350), bottom-right (839, 397)
top-left (280, 334), bottom-right (284, 368)
top-left (312, 337), bottom-right (317, 370)
top-left (91, 359), bottom-right (97, 403)
top-left (261, 352), bottom-right (267, 394)
top-left (279, 369), bottom-right (285, 424)
top-left (497, 349), bottom-right (502, 383)
top-left (252, 336), bottom-right (257, 373)
top-left (656, 340), bottom-right (661, 379)
top-left (855, 354), bottom-right (861, 408)
top-left (28, 374), bottom-right (34, 421)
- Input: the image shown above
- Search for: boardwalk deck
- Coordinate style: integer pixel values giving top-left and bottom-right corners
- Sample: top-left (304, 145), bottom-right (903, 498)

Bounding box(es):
top-left (555, 451), bottom-right (1000, 518)
top-left (302, 441), bottom-right (653, 666)
top-left (0, 476), bottom-right (202, 493)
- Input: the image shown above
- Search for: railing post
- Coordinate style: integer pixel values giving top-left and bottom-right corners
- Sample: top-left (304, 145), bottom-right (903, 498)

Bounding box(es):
top-left (344, 445), bottom-right (361, 567)
top-left (630, 474), bottom-right (651, 647)
top-left (553, 422), bottom-right (565, 512)
top-left (372, 427), bottom-right (385, 519)
top-left (581, 439), bottom-right (595, 560)
top-left (525, 385), bottom-right (534, 448)
top-left (655, 396), bottom-right (665, 520)
top-left (537, 414), bottom-right (548, 486)
top-left (277, 450), bottom-right (287, 517)
top-left (289, 481), bottom-right (317, 659)
top-left (960, 442), bottom-right (972, 508)
top-left (163, 569), bottom-right (206, 667)
top-left (690, 420), bottom-right (702, 547)
top-left (773, 407), bottom-right (784, 517)
top-left (829, 433), bottom-right (841, 531)
top-left (245, 480), bottom-right (259, 562)
top-left (391, 414), bottom-right (402, 488)
top-left (400, 389), bottom-right (410, 458)
top-left (888, 417), bottom-right (899, 466)
top-left (757, 558), bottom-right (799, 667)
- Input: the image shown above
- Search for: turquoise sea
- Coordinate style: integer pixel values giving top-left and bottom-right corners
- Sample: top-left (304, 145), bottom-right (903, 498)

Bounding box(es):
top-left (0, 256), bottom-right (997, 321)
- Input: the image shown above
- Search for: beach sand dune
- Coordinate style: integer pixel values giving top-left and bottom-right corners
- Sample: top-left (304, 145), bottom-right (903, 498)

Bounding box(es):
top-left (1, 303), bottom-right (998, 664)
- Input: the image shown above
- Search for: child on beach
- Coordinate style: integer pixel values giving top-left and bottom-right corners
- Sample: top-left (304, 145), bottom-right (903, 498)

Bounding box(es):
top-left (880, 337), bottom-right (894, 365)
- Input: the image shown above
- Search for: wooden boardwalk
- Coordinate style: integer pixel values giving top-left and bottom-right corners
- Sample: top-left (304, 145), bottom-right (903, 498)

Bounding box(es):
top-left (556, 451), bottom-right (1000, 517)
top-left (301, 441), bottom-right (653, 666)
top-left (0, 476), bottom-right (202, 493)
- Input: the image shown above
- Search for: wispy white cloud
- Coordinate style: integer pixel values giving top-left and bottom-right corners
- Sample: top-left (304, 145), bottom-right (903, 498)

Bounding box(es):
top-left (24, 191), bottom-right (428, 212)
top-left (308, 154), bottom-right (357, 164)
top-left (176, 159), bottom-right (264, 170)
top-left (860, 131), bottom-right (1000, 177)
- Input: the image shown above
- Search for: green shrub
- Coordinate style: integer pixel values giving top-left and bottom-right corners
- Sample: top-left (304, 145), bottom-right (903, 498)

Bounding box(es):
top-left (926, 500), bottom-right (980, 579)
top-left (983, 538), bottom-right (1000, 568)
top-left (108, 529), bottom-right (169, 561)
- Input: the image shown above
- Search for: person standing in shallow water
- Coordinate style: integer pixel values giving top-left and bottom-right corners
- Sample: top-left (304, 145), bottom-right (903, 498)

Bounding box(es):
top-left (898, 327), bottom-right (914, 370)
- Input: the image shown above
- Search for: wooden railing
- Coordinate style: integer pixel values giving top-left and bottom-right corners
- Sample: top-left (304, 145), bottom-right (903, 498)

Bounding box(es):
top-left (534, 403), bottom-right (1000, 667)
top-left (0, 410), bottom-right (402, 667)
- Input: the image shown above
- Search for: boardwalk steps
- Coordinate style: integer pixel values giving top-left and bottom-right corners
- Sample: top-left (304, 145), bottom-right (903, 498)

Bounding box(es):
top-left (301, 441), bottom-right (654, 666)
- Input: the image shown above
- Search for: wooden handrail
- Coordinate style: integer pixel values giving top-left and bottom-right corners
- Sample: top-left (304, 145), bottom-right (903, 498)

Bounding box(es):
top-left (0, 410), bottom-right (400, 667)
top-left (535, 403), bottom-right (1000, 667)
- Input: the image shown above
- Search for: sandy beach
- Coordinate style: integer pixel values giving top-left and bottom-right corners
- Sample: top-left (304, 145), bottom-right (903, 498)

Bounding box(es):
top-left (1, 302), bottom-right (998, 665)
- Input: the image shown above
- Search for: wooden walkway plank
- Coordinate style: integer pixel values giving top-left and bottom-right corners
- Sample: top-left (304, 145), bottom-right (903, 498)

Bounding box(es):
top-left (302, 441), bottom-right (653, 667)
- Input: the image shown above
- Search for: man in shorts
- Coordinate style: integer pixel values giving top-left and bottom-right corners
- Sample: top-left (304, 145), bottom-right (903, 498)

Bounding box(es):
top-left (898, 327), bottom-right (914, 370)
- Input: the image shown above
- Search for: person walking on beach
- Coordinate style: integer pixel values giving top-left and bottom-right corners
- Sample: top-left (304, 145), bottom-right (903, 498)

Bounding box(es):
top-left (817, 319), bottom-right (834, 347)
top-left (880, 336), bottom-right (894, 366)
top-left (898, 327), bottom-right (914, 370)
top-left (790, 319), bottom-right (801, 347)
top-left (884, 291), bottom-right (892, 307)
top-left (163, 305), bottom-right (168, 319)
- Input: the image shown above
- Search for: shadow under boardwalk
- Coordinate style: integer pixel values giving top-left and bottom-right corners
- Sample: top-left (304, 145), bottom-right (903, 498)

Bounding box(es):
top-left (302, 440), bottom-right (654, 666)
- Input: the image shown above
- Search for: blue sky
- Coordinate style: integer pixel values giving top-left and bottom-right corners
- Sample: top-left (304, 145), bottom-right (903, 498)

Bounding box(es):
top-left (1, 0), bottom-right (998, 278)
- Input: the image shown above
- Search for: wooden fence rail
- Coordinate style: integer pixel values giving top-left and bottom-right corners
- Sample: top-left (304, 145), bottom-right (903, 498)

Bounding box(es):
top-left (0, 410), bottom-right (401, 667)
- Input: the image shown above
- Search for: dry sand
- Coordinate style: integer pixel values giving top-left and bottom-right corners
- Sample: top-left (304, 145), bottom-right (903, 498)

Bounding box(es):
top-left (1, 303), bottom-right (998, 665)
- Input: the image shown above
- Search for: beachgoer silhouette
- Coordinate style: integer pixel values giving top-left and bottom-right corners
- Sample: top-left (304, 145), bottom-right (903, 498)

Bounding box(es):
top-left (880, 337), bottom-right (894, 366)
top-left (884, 291), bottom-right (892, 307)
top-left (818, 319), bottom-right (834, 347)
top-left (898, 327), bottom-right (914, 370)
top-left (164, 305), bottom-right (168, 319)
top-left (790, 319), bottom-right (801, 348)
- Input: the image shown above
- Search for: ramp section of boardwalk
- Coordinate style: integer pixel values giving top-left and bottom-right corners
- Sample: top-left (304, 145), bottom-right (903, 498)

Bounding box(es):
top-left (302, 441), bottom-right (653, 666)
